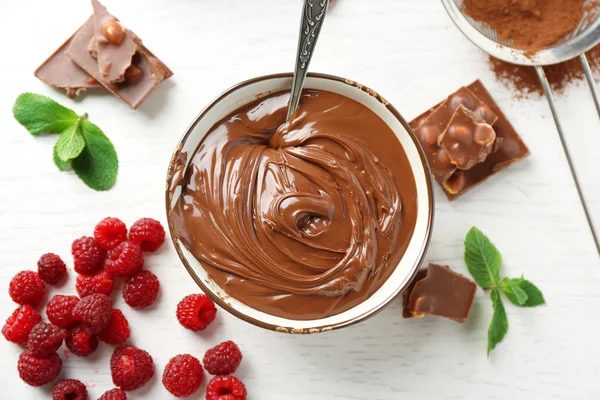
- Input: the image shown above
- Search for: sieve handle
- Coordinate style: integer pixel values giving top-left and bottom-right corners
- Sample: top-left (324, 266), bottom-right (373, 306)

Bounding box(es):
top-left (579, 54), bottom-right (600, 120)
top-left (535, 66), bottom-right (600, 256)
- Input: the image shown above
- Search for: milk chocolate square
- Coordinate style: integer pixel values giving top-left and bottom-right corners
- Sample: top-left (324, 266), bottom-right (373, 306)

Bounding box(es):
top-left (91, 0), bottom-right (138, 83)
top-left (438, 105), bottom-right (496, 171)
top-left (35, 33), bottom-right (102, 99)
top-left (403, 264), bottom-right (477, 323)
top-left (412, 86), bottom-right (498, 183)
top-left (66, 16), bottom-right (170, 109)
top-left (410, 80), bottom-right (529, 200)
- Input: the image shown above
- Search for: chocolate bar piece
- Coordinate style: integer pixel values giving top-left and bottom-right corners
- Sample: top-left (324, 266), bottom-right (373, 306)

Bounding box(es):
top-left (402, 269), bottom-right (427, 319)
top-left (403, 264), bottom-right (477, 323)
top-left (66, 16), bottom-right (170, 109)
top-left (413, 86), bottom-right (498, 183)
top-left (91, 0), bottom-right (138, 83)
top-left (438, 105), bottom-right (496, 171)
top-left (410, 80), bottom-right (529, 200)
top-left (35, 34), bottom-right (102, 99)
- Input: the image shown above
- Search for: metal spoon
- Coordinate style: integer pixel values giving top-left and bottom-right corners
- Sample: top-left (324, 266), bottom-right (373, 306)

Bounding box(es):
top-left (286, 0), bottom-right (329, 121)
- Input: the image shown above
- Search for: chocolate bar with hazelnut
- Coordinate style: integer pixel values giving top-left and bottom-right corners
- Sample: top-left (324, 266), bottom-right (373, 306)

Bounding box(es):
top-left (410, 80), bottom-right (529, 200)
top-left (412, 86), bottom-right (498, 183)
top-left (66, 16), bottom-right (171, 109)
top-left (35, 33), bottom-right (102, 99)
top-left (91, 0), bottom-right (137, 83)
top-left (402, 264), bottom-right (477, 323)
top-left (438, 105), bottom-right (496, 171)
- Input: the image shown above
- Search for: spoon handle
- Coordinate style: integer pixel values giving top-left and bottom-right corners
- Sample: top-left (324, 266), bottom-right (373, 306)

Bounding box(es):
top-left (287, 0), bottom-right (329, 121)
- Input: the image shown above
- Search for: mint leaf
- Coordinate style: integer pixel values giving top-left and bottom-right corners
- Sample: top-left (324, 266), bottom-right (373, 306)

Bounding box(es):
top-left (515, 279), bottom-right (545, 307)
top-left (13, 93), bottom-right (78, 135)
top-left (501, 277), bottom-right (528, 306)
top-left (488, 289), bottom-right (509, 356)
top-left (55, 119), bottom-right (85, 162)
top-left (464, 227), bottom-right (502, 288)
top-left (72, 120), bottom-right (118, 191)
top-left (53, 145), bottom-right (71, 171)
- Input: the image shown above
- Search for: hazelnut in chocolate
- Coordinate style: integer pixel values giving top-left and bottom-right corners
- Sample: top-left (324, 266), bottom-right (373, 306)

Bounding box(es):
top-left (410, 80), bottom-right (529, 200)
top-left (171, 90), bottom-right (418, 320)
top-left (438, 105), bottom-right (496, 171)
top-left (35, 0), bottom-right (172, 109)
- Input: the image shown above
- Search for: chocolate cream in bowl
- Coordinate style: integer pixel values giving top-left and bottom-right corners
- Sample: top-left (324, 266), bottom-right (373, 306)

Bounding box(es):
top-left (171, 90), bottom-right (418, 320)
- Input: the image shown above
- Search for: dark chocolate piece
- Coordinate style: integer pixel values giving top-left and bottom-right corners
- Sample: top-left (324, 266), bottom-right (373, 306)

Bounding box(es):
top-left (410, 80), bottom-right (529, 200)
top-left (66, 16), bottom-right (170, 109)
top-left (412, 86), bottom-right (498, 183)
top-left (91, 0), bottom-right (137, 83)
top-left (404, 264), bottom-right (477, 323)
top-left (35, 34), bottom-right (102, 98)
top-left (438, 105), bottom-right (496, 171)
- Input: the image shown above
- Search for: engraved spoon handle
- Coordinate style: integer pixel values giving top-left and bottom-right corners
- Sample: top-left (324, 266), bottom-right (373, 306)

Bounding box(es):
top-left (286, 0), bottom-right (329, 121)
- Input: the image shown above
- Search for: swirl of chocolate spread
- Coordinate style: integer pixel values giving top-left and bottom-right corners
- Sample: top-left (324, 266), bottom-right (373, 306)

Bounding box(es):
top-left (171, 90), bottom-right (417, 319)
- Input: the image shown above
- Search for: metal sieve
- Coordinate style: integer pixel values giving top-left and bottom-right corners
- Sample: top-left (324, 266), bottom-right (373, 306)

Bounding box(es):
top-left (442, 0), bottom-right (600, 255)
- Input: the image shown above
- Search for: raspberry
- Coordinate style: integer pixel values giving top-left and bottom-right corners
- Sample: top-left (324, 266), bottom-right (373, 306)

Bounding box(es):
top-left (66, 324), bottom-right (98, 357)
top-left (27, 322), bottom-right (68, 358)
top-left (37, 253), bottom-right (67, 285)
top-left (72, 236), bottom-right (106, 275)
top-left (9, 270), bottom-right (46, 306)
top-left (176, 294), bottom-right (217, 332)
top-left (162, 354), bottom-right (204, 397)
top-left (52, 379), bottom-right (87, 400)
top-left (17, 350), bottom-right (62, 387)
top-left (76, 270), bottom-right (114, 298)
top-left (104, 241), bottom-right (144, 277)
top-left (72, 293), bottom-right (113, 333)
top-left (110, 346), bottom-right (155, 391)
top-left (98, 388), bottom-right (127, 400)
top-left (46, 295), bottom-right (79, 328)
top-left (98, 309), bottom-right (130, 345)
top-left (205, 375), bottom-right (247, 400)
top-left (122, 270), bottom-right (159, 309)
top-left (2, 304), bottom-right (41, 344)
top-left (203, 341), bottom-right (242, 375)
top-left (94, 217), bottom-right (128, 251)
top-left (129, 218), bottom-right (165, 252)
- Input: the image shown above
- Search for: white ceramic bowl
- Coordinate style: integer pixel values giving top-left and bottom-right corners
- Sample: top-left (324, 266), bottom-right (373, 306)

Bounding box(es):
top-left (166, 73), bottom-right (434, 334)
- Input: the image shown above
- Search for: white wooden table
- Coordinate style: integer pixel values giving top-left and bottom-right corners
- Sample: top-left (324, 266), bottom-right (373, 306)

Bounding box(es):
top-left (1, 1), bottom-right (599, 398)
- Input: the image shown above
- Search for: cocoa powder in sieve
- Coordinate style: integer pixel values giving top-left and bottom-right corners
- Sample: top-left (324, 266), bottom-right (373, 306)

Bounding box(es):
top-left (462, 0), bottom-right (600, 96)
top-left (462, 0), bottom-right (584, 51)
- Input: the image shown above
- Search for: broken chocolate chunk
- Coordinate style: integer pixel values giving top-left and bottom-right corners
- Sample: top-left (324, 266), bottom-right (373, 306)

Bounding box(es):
top-left (35, 33), bottom-right (102, 99)
top-left (438, 105), bottom-right (496, 171)
top-left (91, 0), bottom-right (138, 83)
top-left (410, 80), bottom-right (529, 200)
top-left (412, 86), bottom-right (498, 183)
top-left (403, 264), bottom-right (477, 323)
top-left (66, 16), bottom-right (171, 109)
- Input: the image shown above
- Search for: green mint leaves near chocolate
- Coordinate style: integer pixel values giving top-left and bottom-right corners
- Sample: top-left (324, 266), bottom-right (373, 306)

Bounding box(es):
top-left (465, 227), bottom-right (501, 288)
top-left (464, 227), bottom-right (545, 356)
top-left (55, 117), bottom-right (86, 161)
top-left (488, 289), bottom-right (508, 355)
top-left (13, 93), bottom-right (78, 135)
top-left (72, 120), bottom-right (118, 191)
top-left (13, 93), bottom-right (118, 190)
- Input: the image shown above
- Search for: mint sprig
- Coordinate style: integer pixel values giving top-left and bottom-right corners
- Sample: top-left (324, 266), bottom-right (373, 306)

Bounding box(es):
top-left (464, 227), bottom-right (545, 356)
top-left (488, 289), bottom-right (508, 355)
top-left (13, 93), bottom-right (118, 190)
top-left (13, 93), bottom-right (78, 135)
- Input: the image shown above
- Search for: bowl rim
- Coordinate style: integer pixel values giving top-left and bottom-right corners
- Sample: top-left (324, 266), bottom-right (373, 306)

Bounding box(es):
top-left (165, 71), bottom-right (435, 333)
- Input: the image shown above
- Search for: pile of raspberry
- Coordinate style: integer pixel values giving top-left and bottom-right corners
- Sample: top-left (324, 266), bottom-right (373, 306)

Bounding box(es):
top-left (3, 216), bottom-right (248, 399)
